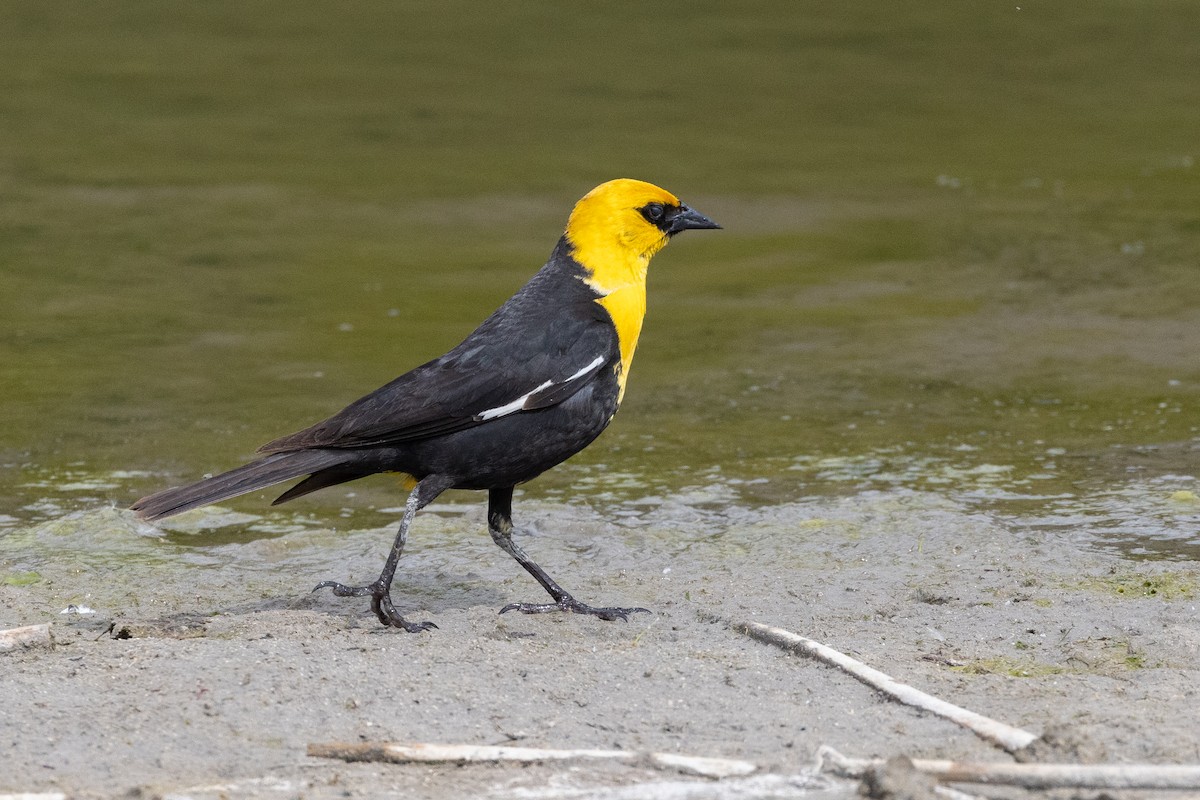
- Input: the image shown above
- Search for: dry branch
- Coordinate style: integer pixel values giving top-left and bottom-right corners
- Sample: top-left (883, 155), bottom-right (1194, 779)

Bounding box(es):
top-left (729, 619), bottom-right (1038, 753)
top-left (308, 741), bottom-right (758, 779)
top-left (0, 623), bottom-right (52, 652)
top-left (820, 747), bottom-right (1200, 791)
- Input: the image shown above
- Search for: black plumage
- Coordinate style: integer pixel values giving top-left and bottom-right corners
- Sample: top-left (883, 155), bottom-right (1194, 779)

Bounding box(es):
top-left (132, 179), bottom-right (719, 631)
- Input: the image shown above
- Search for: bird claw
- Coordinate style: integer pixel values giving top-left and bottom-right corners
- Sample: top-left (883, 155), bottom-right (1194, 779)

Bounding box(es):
top-left (499, 596), bottom-right (650, 622)
top-left (313, 579), bottom-right (436, 633)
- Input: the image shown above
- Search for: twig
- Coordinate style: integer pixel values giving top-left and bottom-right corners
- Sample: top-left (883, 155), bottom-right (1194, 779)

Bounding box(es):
top-left (0, 623), bottom-right (52, 652)
top-left (728, 619), bottom-right (1037, 753)
top-left (933, 786), bottom-right (988, 800)
top-left (307, 741), bottom-right (758, 779)
top-left (820, 746), bottom-right (1200, 790)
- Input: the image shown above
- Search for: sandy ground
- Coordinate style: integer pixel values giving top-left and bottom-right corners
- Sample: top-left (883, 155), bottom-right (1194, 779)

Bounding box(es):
top-left (2, 490), bottom-right (1199, 799)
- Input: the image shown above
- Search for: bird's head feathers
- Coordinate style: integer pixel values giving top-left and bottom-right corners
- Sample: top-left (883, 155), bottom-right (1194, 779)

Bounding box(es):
top-left (564, 179), bottom-right (719, 294)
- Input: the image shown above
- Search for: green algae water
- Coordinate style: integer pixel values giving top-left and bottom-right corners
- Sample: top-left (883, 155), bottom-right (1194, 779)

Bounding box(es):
top-left (3, 1), bottom-right (1200, 569)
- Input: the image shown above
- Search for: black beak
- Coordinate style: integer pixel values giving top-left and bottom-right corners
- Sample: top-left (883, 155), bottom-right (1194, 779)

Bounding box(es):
top-left (667, 204), bottom-right (722, 235)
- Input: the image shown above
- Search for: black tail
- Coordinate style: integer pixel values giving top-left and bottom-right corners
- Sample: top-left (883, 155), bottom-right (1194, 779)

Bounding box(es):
top-left (269, 467), bottom-right (366, 506)
top-left (130, 450), bottom-right (350, 521)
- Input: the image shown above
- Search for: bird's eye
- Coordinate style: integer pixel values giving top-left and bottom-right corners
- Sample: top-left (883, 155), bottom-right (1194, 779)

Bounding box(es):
top-left (641, 203), bottom-right (666, 223)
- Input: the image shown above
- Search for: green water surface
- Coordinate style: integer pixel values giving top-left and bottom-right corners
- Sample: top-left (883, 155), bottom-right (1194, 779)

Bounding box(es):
top-left (3, 2), bottom-right (1200, 558)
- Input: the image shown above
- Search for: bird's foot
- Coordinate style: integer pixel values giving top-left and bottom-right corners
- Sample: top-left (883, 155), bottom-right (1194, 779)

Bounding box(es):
top-left (498, 594), bottom-right (650, 622)
top-left (313, 579), bottom-right (437, 633)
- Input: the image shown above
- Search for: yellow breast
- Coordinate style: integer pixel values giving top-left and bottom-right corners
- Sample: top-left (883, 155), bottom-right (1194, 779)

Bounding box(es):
top-left (595, 283), bottom-right (646, 402)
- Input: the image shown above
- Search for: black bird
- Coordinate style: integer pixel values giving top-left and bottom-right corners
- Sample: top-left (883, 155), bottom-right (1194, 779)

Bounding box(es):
top-left (132, 179), bottom-right (720, 631)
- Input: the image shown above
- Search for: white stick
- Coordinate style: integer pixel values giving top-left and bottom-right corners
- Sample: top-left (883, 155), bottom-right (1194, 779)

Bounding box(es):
top-left (307, 741), bottom-right (758, 779)
top-left (820, 747), bottom-right (1200, 791)
top-left (0, 624), bottom-right (52, 652)
top-left (731, 620), bottom-right (1038, 753)
top-left (934, 786), bottom-right (989, 800)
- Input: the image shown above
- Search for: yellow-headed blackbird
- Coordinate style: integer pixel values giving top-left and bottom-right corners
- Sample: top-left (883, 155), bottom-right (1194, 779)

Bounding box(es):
top-left (132, 179), bottom-right (720, 631)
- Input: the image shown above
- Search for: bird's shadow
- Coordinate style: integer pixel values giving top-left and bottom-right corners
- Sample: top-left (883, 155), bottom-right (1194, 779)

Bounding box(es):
top-left (98, 573), bottom-right (515, 640)
top-left (224, 570), bottom-right (511, 623)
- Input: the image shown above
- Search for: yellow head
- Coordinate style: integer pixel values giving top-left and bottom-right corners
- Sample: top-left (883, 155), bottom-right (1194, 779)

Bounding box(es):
top-left (563, 179), bottom-right (720, 401)
top-left (564, 178), bottom-right (719, 293)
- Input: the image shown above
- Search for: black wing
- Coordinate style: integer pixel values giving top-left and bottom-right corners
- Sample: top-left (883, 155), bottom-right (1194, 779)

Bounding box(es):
top-left (259, 280), bottom-right (617, 453)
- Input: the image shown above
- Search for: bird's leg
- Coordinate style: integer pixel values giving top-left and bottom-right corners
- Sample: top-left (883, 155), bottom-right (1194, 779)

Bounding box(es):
top-left (314, 477), bottom-right (446, 632)
top-left (487, 487), bottom-right (649, 621)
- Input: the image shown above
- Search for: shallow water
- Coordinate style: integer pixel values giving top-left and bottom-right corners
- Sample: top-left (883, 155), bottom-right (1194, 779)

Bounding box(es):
top-left (3, 1), bottom-right (1200, 578)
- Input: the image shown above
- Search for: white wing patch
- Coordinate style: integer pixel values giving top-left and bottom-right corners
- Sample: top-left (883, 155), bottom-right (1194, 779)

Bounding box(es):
top-left (563, 355), bottom-right (607, 383)
top-left (476, 379), bottom-right (554, 421)
top-left (475, 356), bottom-right (606, 422)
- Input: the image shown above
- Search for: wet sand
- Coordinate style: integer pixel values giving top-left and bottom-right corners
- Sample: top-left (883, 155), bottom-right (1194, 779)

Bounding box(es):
top-left (3, 491), bottom-right (1198, 798)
